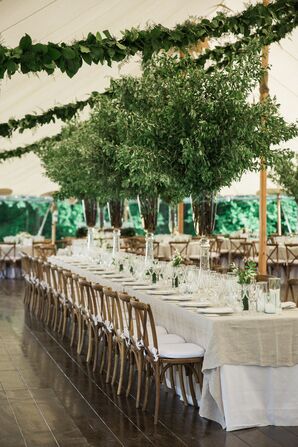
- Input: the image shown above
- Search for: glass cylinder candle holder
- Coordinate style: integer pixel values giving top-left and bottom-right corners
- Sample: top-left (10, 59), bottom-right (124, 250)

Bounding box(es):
top-left (268, 277), bottom-right (281, 314)
top-left (199, 237), bottom-right (210, 271)
top-left (256, 281), bottom-right (267, 312)
top-left (145, 232), bottom-right (154, 265)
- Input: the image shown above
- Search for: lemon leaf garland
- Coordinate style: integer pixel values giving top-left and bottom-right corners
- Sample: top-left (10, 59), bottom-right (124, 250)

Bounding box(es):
top-left (0, 0), bottom-right (296, 79)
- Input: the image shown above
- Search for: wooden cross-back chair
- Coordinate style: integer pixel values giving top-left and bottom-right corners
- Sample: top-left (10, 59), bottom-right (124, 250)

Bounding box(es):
top-left (285, 244), bottom-right (298, 302)
top-left (266, 243), bottom-right (286, 275)
top-left (229, 237), bottom-right (246, 263)
top-left (130, 300), bottom-right (204, 424)
top-left (0, 242), bottom-right (16, 277)
top-left (169, 241), bottom-right (189, 259)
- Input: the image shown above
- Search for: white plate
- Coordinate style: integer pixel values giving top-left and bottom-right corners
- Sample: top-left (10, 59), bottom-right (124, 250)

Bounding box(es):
top-left (102, 275), bottom-right (127, 279)
top-left (197, 307), bottom-right (234, 315)
top-left (147, 289), bottom-right (174, 296)
top-left (132, 285), bottom-right (157, 290)
top-left (160, 295), bottom-right (190, 301)
top-left (178, 301), bottom-right (210, 308)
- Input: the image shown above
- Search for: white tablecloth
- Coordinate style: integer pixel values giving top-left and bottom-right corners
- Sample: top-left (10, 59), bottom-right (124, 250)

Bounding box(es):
top-left (49, 256), bottom-right (298, 430)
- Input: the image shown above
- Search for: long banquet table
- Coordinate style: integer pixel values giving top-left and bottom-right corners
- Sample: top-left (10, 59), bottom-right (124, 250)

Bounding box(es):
top-left (50, 256), bottom-right (298, 431)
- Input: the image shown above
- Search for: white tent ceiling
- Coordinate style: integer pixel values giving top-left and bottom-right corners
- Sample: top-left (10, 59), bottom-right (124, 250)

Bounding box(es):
top-left (0, 0), bottom-right (297, 197)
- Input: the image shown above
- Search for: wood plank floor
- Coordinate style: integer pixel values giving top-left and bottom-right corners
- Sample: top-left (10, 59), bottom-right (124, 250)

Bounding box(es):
top-left (0, 279), bottom-right (297, 447)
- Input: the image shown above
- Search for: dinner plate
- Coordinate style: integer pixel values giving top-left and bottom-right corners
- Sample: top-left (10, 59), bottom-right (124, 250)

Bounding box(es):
top-left (197, 307), bottom-right (234, 315)
top-left (160, 295), bottom-right (190, 301)
top-left (147, 289), bottom-right (174, 296)
top-left (132, 285), bottom-right (157, 290)
top-left (178, 301), bottom-right (210, 308)
top-left (102, 275), bottom-right (127, 279)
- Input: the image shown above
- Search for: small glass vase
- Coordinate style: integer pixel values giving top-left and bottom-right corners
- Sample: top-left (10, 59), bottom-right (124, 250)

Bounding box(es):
top-left (112, 229), bottom-right (121, 257)
top-left (199, 237), bottom-right (210, 271)
top-left (87, 226), bottom-right (94, 251)
top-left (241, 284), bottom-right (250, 311)
top-left (145, 232), bottom-right (154, 265)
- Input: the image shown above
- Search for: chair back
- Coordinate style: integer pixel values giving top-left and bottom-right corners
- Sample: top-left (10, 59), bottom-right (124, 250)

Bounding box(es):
top-left (130, 300), bottom-right (158, 357)
top-left (0, 242), bottom-right (16, 260)
top-left (102, 287), bottom-right (123, 335)
top-left (285, 244), bottom-right (298, 268)
top-left (169, 241), bottom-right (189, 258)
top-left (266, 243), bottom-right (279, 264)
top-left (229, 237), bottom-right (246, 254)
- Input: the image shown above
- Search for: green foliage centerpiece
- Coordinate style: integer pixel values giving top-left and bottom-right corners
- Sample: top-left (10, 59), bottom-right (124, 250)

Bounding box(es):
top-left (232, 260), bottom-right (257, 310)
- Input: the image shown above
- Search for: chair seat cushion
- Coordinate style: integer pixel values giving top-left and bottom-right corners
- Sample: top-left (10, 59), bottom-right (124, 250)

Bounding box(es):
top-left (158, 342), bottom-right (204, 359)
top-left (148, 333), bottom-right (185, 347)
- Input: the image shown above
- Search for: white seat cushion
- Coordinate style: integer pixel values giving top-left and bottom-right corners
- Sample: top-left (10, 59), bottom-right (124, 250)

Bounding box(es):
top-left (149, 333), bottom-right (185, 347)
top-left (158, 342), bottom-right (204, 359)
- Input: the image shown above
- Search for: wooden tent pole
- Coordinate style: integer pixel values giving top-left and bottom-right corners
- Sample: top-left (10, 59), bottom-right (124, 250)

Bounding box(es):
top-left (258, 0), bottom-right (270, 275)
top-left (178, 202), bottom-right (184, 234)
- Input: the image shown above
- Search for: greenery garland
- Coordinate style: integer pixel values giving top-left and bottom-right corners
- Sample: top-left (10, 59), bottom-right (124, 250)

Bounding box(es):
top-left (0, 92), bottom-right (101, 138)
top-left (0, 132), bottom-right (63, 162)
top-left (0, 0), bottom-right (296, 79)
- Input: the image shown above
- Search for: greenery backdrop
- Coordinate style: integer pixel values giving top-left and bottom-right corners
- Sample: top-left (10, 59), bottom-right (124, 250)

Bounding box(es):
top-left (0, 196), bottom-right (296, 241)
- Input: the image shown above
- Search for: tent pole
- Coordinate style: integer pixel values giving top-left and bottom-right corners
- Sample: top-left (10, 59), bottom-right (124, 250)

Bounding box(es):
top-left (258, 0), bottom-right (270, 275)
top-left (51, 201), bottom-right (58, 245)
top-left (178, 202), bottom-right (184, 234)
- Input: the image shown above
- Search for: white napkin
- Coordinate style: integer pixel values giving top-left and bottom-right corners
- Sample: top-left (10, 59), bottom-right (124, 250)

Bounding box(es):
top-left (281, 302), bottom-right (296, 309)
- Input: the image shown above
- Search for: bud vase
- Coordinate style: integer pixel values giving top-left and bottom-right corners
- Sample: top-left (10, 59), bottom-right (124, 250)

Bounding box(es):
top-left (241, 284), bottom-right (250, 311)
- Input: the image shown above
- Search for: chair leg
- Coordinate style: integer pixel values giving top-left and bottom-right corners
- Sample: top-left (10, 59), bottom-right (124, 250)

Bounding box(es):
top-left (111, 349), bottom-right (119, 386)
top-left (136, 354), bottom-right (143, 409)
top-left (105, 335), bottom-right (113, 383)
top-left (92, 331), bottom-right (99, 372)
top-left (100, 339), bottom-right (107, 375)
top-left (126, 352), bottom-right (134, 397)
top-left (86, 324), bottom-right (93, 363)
top-left (143, 363), bottom-right (151, 411)
top-left (178, 365), bottom-right (188, 406)
top-left (117, 344), bottom-right (126, 395)
top-left (154, 364), bottom-right (160, 425)
top-left (187, 366), bottom-right (198, 408)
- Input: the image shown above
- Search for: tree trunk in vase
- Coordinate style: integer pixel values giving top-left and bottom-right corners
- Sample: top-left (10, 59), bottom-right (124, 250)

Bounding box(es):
top-left (192, 195), bottom-right (216, 235)
top-left (109, 199), bottom-right (124, 229)
top-left (82, 198), bottom-right (97, 250)
top-left (82, 199), bottom-right (97, 227)
top-left (139, 196), bottom-right (158, 233)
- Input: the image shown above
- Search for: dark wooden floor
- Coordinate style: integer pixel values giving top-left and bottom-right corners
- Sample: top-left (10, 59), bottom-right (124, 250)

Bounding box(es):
top-left (1, 280), bottom-right (298, 447)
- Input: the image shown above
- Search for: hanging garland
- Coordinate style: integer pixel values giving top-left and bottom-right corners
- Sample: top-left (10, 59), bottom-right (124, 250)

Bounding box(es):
top-left (0, 92), bottom-right (101, 138)
top-left (0, 0), bottom-right (296, 79)
top-left (0, 5), bottom-right (297, 139)
top-left (0, 0), bottom-right (297, 160)
top-left (0, 132), bottom-right (64, 162)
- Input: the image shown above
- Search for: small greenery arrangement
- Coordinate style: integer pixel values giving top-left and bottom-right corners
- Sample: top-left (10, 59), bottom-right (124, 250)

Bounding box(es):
top-left (172, 250), bottom-right (183, 267)
top-left (232, 260), bottom-right (257, 285)
top-left (232, 260), bottom-right (257, 310)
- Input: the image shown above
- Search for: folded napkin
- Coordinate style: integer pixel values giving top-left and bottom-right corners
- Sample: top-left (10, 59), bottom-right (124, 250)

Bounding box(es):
top-left (281, 301), bottom-right (296, 309)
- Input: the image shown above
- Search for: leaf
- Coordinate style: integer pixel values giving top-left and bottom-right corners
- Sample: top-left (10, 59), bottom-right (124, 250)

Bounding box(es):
top-left (7, 60), bottom-right (17, 75)
top-left (62, 47), bottom-right (76, 60)
top-left (103, 29), bottom-right (113, 39)
top-left (48, 46), bottom-right (61, 60)
top-left (19, 34), bottom-right (32, 50)
top-left (79, 45), bottom-right (91, 53)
